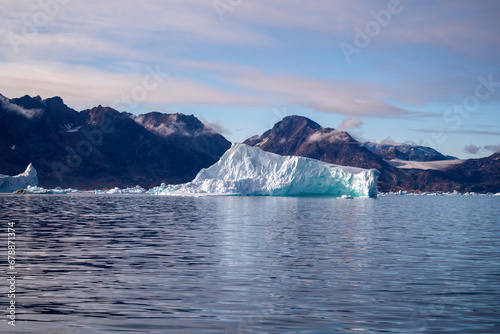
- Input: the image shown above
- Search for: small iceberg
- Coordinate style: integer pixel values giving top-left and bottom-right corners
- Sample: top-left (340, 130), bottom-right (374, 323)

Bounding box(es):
top-left (95, 186), bottom-right (148, 194)
top-left (340, 195), bottom-right (354, 199)
top-left (25, 186), bottom-right (67, 194)
top-left (149, 143), bottom-right (379, 197)
top-left (0, 164), bottom-right (38, 193)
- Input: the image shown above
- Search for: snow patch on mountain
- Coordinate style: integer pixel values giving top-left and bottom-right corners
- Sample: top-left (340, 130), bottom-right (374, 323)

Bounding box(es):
top-left (362, 141), bottom-right (457, 161)
top-left (59, 124), bottom-right (83, 133)
top-left (386, 159), bottom-right (465, 170)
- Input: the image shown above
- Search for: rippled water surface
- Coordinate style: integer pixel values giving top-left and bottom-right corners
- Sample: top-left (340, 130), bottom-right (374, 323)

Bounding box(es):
top-left (0, 194), bottom-right (499, 333)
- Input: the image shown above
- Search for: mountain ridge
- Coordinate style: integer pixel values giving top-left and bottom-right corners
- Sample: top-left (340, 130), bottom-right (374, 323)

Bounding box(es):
top-left (362, 141), bottom-right (457, 161)
top-left (1, 95), bottom-right (498, 193)
top-left (243, 115), bottom-right (399, 191)
top-left (243, 115), bottom-right (499, 193)
top-left (0, 94), bottom-right (231, 189)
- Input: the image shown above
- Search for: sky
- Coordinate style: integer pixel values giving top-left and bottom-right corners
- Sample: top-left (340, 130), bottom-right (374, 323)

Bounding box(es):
top-left (0, 0), bottom-right (499, 159)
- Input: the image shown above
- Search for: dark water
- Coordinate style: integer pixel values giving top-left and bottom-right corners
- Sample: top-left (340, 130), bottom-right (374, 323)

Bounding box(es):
top-left (0, 194), bottom-right (499, 334)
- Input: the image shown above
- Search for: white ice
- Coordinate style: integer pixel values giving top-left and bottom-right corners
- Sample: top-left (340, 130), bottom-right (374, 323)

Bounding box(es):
top-left (95, 186), bottom-right (147, 194)
top-left (149, 143), bottom-right (380, 197)
top-left (385, 159), bottom-right (464, 171)
top-left (59, 124), bottom-right (83, 133)
top-left (25, 186), bottom-right (67, 194)
top-left (0, 163), bottom-right (38, 193)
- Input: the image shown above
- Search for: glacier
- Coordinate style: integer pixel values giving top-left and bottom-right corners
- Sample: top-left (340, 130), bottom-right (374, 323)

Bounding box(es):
top-left (149, 143), bottom-right (380, 197)
top-left (0, 163), bottom-right (39, 193)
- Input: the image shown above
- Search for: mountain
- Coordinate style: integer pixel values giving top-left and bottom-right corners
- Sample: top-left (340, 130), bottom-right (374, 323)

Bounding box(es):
top-left (393, 153), bottom-right (500, 193)
top-left (0, 94), bottom-right (230, 189)
top-left (131, 112), bottom-right (229, 157)
top-left (244, 116), bottom-right (386, 169)
top-left (362, 142), bottom-right (457, 161)
top-left (2, 94), bottom-right (497, 193)
top-left (243, 115), bottom-right (499, 193)
top-left (243, 115), bottom-right (400, 191)
top-left (444, 152), bottom-right (500, 192)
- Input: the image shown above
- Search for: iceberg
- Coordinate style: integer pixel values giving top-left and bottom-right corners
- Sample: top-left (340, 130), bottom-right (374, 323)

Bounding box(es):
top-left (24, 186), bottom-right (67, 194)
top-left (0, 163), bottom-right (38, 193)
top-left (149, 143), bottom-right (380, 197)
top-left (96, 186), bottom-right (148, 194)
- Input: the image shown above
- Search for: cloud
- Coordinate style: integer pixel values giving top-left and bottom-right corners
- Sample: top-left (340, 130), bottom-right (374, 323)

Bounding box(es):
top-left (484, 145), bottom-right (500, 153)
top-left (412, 129), bottom-right (500, 136)
top-left (0, 0), bottom-right (270, 63)
top-left (307, 130), bottom-right (349, 143)
top-left (172, 60), bottom-right (500, 120)
top-left (1, 1), bottom-right (498, 65)
top-left (464, 144), bottom-right (481, 155)
top-left (132, 114), bottom-right (190, 137)
top-left (338, 118), bottom-right (363, 131)
top-left (379, 137), bottom-right (399, 145)
top-left (0, 95), bottom-right (43, 118)
top-left (1, 0), bottom-right (499, 123)
top-left (0, 61), bottom-right (256, 111)
top-left (132, 113), bottom-right (223, 137)
top-left (201, 119), bottom-right (232, 135)
top-left (222, 69), bottom-right (417, 117)
top-left (462, 144), bottom-right (500, 155)
top-left (0, 60), bottom-right (423, 118)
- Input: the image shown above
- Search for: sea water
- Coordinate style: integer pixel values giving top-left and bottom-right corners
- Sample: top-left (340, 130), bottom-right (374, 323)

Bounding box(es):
top-left (0, 194), bottom-right (499, 333)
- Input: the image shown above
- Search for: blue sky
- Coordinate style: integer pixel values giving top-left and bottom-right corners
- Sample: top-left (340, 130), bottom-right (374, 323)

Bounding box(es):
top-left (0, 0), bottom-right (499, 159)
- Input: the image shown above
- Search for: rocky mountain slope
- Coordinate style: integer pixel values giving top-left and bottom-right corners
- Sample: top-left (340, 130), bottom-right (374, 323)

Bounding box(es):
top-left (244, 116), bottom-right (399, 191)
top-left (362, 142), bottom-right (457, 161)
top-left (0, 94), bottom-right (230, 189)
top-left (244, 115), bottom-right (499, 193)
top-left (1, 94), bottom-right (497, 193)
top-left (131, 112), bottom-right (229, 157)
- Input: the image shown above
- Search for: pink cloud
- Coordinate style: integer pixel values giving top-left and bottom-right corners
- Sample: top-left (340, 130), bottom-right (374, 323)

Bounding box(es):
top-left (338, 118), bottom-right (363, 131)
